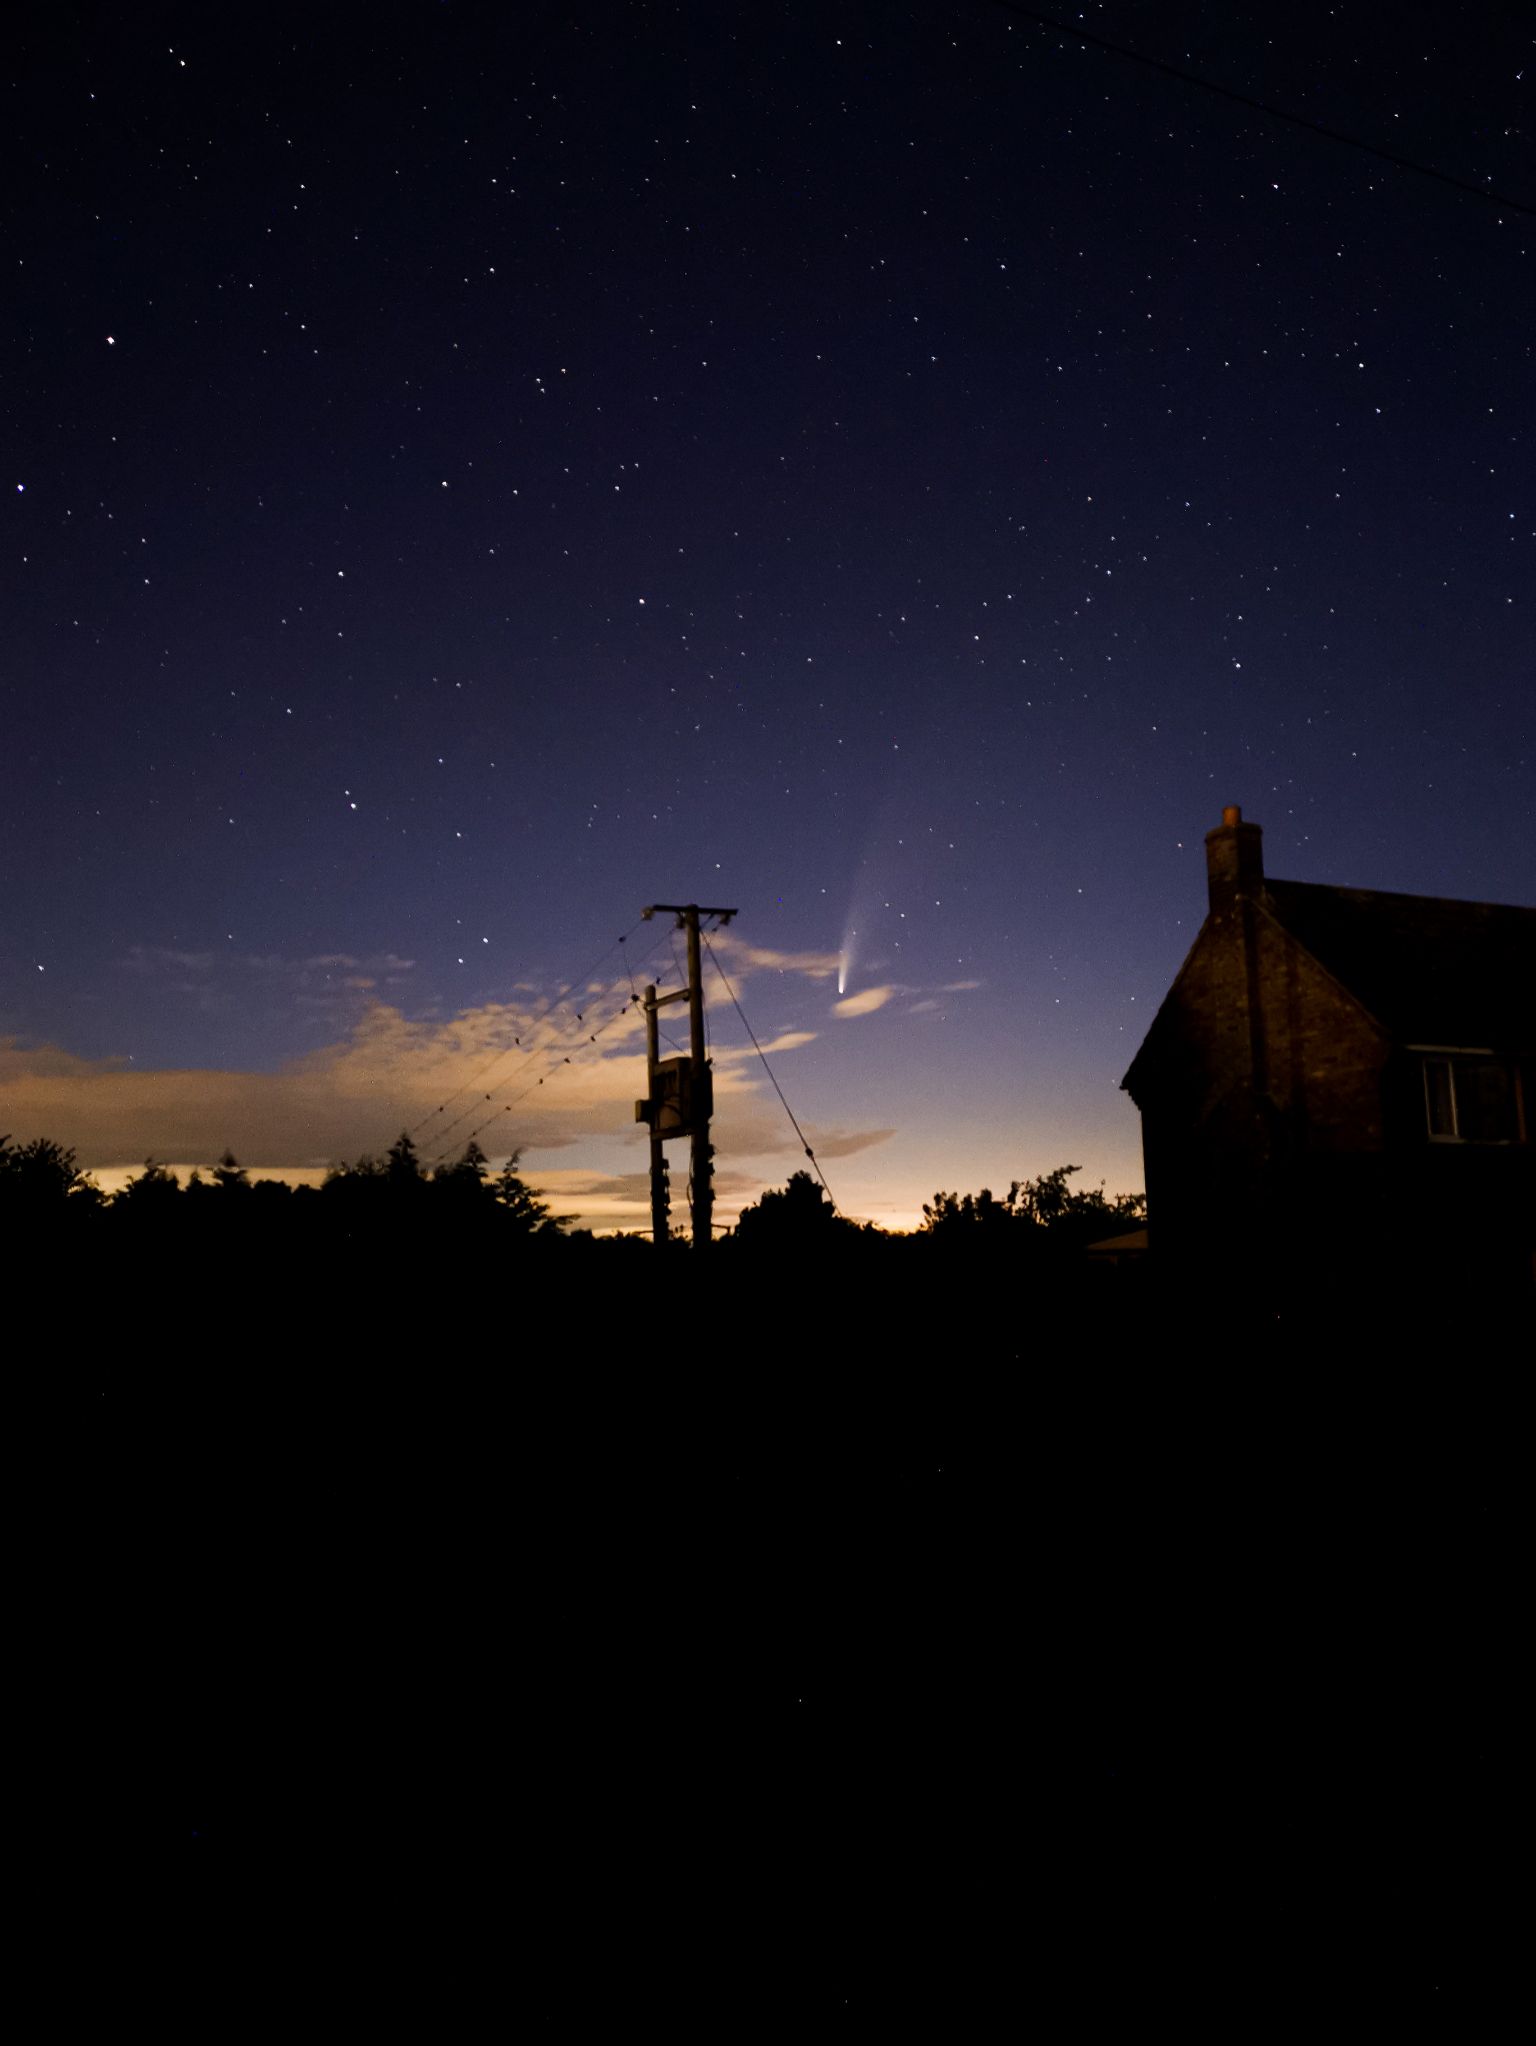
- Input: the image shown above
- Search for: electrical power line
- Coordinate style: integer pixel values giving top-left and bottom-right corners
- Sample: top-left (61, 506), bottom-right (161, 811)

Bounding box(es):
top-left (445, 994), bottom-right (638, 1157)
top-left (424, 965), bottom-right (637, 1158)
top-left (437, 998), bottom-right (636, 1160)
top-left (982, 0), bottom-right (1536, 217)
top-left (432, 923), bottom-right (676, 1162)
top-left (701, 930), bottom-right (837, 1211)
top-left (407, 921), bottom-right (647, 1144)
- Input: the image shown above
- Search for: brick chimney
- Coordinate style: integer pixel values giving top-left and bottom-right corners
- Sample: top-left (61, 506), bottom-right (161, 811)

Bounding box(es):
top-left (1205, 804), bottom-right (1264, 915)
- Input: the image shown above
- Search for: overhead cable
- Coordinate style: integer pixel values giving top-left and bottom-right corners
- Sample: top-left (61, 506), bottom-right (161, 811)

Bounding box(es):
top-left (701, 930), bottom-right (838, 1211)
top-left (983, 0), bottom-right (1535, 217)
top-left (408, 920), bottom-right (646, 1143)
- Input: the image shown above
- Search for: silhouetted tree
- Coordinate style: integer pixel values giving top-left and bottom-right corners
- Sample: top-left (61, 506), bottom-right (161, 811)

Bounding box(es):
top-left (1009, 1164), bottom-right (1145, 1245)
top-left (2, 1121), bottom-right (1148, 1321)
top-left (733, 1170), bottom-right (858, 1249)
top-left (0, 1134), bottom-right (100, 1211)
top-left (316, 1136), bottom-right (567, 1241)
top-left (493, 1152), bottom-right (567, 1234)
top-left (387, 1131), bottom-right (426, 1191)
top-left (323, 1153), bottom-right (382, 1190)
top-left (433, 1138), bottom-right (490, 1193)
top-left (920, 1186), bottom-right (1018, 1238)
top-left (922, 1164), bottom-right (1144, 1250)
top-left (211, 1149), bottom-right (252, 1194)
top-left (115, 1159), bottom-right (182, 1206)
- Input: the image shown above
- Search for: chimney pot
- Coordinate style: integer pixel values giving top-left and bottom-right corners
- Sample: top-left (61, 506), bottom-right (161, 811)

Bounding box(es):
top-left (1205, 807), bottom-right (1264, 914)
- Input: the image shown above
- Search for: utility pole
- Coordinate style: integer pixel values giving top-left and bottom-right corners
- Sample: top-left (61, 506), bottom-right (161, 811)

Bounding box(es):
top-left (683, 907), bottom-right (712, 1251)
top-left (636, 903), bottom-right (736, 1249)
top-left (643, 983), bottom-right (669, 1247)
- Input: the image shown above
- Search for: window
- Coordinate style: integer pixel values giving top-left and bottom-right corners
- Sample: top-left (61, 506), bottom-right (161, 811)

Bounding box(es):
top-left (1421, 1056), bottom-right (1520, 1144)
top-left (1423, 1059), bottom-right (1456, 1139)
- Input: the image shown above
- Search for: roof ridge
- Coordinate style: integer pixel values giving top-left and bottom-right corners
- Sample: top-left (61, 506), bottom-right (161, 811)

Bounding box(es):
top-left (1266, 876), bottom-right (1536, 917)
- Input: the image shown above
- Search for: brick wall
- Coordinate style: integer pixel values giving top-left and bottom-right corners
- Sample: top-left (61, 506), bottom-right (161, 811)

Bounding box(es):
top-left (1130, 897), bottom-right (1390, 1254)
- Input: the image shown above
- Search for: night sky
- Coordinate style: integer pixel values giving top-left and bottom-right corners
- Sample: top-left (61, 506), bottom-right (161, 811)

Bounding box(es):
top-left (7, 1), bottom-right (1532, 1228)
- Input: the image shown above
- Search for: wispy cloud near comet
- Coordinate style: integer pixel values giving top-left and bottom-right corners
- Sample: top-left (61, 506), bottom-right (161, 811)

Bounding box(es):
top-left (832, 985), bottom-right (896, 1019)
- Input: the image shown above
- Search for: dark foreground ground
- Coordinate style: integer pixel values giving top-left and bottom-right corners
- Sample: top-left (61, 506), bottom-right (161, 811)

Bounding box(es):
top-left (66, 1259), bottom-right (1525, 2023)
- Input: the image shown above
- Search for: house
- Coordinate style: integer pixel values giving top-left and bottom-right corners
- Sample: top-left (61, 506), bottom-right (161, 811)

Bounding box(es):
top-left (1121, 807), bottom-right (1536, 1305)
top-left (1082, 1225), bottom-right (1149, 1268)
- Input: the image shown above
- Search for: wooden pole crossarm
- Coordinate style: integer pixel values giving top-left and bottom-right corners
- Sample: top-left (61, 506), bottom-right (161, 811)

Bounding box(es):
top-left (643, 904), bottom-right (738, 924)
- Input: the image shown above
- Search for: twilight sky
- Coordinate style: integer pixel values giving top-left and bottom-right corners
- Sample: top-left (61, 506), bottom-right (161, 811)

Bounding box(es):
top-left (4, 2), bottom-right (1532, 1230)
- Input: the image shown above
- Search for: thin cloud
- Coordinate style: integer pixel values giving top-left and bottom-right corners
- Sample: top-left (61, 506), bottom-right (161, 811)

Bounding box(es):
top-left (715, 1028), bottom-right (817, 1060)
top-left (121, 945), bottom-right (418, 995)
top-left (705, 930), bottom-right (840, 981)
top-left (833, 985), bottom-right (895, 1018)
top-left (805, 1127), bottom-right (895, 1160)
top-left (123, 946), bottom-right (217, 975)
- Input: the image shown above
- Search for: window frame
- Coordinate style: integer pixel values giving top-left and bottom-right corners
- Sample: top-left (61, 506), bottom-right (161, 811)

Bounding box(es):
top-left (1411, 1047), bottom-right (1526, 1146)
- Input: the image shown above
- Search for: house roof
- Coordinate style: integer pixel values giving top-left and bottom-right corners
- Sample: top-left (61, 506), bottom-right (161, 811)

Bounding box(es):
top-left (1084, 1226), bottom-right (1149, 1256)
top-left (1264, 879), bottom-right (1536, 1048)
